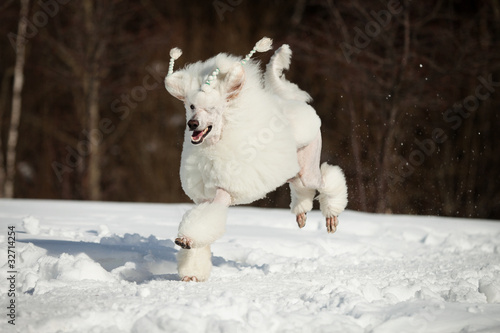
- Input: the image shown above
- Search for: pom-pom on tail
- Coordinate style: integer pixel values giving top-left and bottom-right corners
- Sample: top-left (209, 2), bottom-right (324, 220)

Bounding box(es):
top-left (271, 44), bottom-right (292, 72)
top-left (264, 44), bottom-right (312, 103)
top-left (241, 37), bottom-right (273, 64)
top-left (168, 47), bottom-right (183, 76)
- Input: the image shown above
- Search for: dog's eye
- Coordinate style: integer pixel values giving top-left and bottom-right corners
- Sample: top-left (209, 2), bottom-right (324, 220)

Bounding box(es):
top-left (190, 104), bottom-right (195, 110)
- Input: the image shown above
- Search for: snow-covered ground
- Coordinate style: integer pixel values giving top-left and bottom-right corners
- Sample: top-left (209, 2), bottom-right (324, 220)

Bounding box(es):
top-left (1, 199), bottom-right (499, 333)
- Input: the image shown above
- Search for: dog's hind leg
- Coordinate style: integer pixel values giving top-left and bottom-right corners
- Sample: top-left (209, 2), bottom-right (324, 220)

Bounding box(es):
top-left (290, 131), bottom-right (348, 232)
top-left (289, 179), bottom-right (316, 228)
top-left (297, 130), bottom-right (323, 189)
top-left (317, 163), bottom-right (348, 233)
top-left (289, 131), bottom-right (323, 228)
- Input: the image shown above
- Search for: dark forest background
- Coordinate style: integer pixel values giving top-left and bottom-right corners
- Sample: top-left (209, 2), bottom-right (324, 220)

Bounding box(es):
top-left (1, 0), bottom-right (499, 219)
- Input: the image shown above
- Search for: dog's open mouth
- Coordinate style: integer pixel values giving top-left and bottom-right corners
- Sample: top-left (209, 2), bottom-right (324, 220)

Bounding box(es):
top-left (191, 126), bottom-right (212, 144)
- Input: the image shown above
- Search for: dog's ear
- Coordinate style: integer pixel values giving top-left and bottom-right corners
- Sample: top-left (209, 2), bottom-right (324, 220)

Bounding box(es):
top-left (164, 71), bottom-right (186, 101)
top-left (224, 63), bottom-right (245, 101)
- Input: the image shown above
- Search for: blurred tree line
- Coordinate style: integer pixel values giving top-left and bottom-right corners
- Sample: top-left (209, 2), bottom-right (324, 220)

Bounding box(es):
top-left (1, 0), bottom-right (499, 219)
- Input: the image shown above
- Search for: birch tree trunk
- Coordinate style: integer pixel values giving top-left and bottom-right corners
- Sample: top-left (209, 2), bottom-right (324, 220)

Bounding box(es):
top-left (4, 0), bottom-right (30, 198)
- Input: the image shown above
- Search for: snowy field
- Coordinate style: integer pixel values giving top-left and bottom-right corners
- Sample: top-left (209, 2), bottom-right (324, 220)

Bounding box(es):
top-left (1, 199), bottom-right (500, 333)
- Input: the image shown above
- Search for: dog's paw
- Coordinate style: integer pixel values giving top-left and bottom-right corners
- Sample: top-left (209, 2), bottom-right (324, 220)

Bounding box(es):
top-left (326, 216), bottom-right (339, 233)
top-left (181, 276), bottom-right (199, 282)
top-left (175, 236), bottom-right (193, 249)
top-left (296, 212), bottom-right (307, 228)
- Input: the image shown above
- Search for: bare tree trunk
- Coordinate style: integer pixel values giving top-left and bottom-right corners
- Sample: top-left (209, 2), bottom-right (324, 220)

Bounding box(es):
top-left (4, 0), bottom-right (30, 198)
top-left (291, 0), bottom-right (306, 25)
top-left (87, 77), bottom-right (101, 200)
top-left (0, 128), bottom-right (4, 197)
top-left (344, 85), bottom-right (368, 211)
top-left (39, 0), bottom-right (107, 200)
top-left (0, 68), bottom-right (14, 197)
top-left (83, 0), bottom-right (105, 201)
top-left (376, 7), bottom-right (410, 213)
top-left (0, 135), bottom-right (4, 198)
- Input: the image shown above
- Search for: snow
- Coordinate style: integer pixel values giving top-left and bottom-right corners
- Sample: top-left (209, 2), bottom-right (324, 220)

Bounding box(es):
top-left (1, 199), bottom-right (500, 333)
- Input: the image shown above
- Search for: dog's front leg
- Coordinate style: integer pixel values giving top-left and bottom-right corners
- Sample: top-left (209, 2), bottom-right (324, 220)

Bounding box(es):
top-left (175, 188), bottom-right (230, 249)
top-left (176, 189), bottom-right (230, 282)
top-left (177, 245), bottom-right (212, 282)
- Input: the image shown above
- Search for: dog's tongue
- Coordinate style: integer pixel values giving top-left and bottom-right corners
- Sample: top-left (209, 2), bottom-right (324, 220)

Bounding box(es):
top-left (192, 130), bottom-right (204, 141)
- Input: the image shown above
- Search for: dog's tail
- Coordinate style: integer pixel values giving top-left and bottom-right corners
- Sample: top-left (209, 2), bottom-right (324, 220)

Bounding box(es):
top-left (265, 45), bottom-right (312, 103)
top-left (317, 163), bottom-right (348, 218)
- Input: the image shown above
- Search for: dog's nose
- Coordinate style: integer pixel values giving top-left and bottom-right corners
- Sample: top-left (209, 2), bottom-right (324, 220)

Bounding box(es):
top-left (187, 119), bottom-right (199, 130)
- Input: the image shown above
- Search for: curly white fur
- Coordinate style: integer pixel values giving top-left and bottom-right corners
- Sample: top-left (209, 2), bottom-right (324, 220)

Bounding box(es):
top-left (265, 45), bottom-right (312, 103)
top-left (318, 163), bottom-right (348, 217)
top-left (165, 39), bottom-right (348, 282)
top-left (177, 246), bottom-right (212, 282)
top-left (177, 202), bottom-right (227, 248)
top-left (172, 55), bottom-right (303, 205)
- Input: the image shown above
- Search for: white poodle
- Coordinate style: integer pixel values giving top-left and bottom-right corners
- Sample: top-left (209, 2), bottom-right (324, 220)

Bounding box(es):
top-left (164, 38), bottom-right (348, 282)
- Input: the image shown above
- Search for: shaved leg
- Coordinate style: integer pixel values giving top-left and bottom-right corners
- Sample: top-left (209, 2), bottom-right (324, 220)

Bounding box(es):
top-left (296, 131), bottom-right (323, 189)
top-left (289, 177), bottom-right (315, 228)
top-left (212, 188), bottom-right (231, 206)
top-left (289, 131), bottom-right (323, 228)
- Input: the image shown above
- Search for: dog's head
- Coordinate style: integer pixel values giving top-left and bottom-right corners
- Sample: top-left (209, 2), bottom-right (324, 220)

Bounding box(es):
top-left (164, 38), bottom-right (272, 146)
top-left (165, 57), bottom-right (245, 145)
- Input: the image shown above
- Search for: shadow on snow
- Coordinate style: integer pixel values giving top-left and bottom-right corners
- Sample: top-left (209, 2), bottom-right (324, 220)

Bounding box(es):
top-left (19, 232), bottom-right (268, 285)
